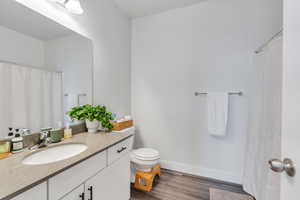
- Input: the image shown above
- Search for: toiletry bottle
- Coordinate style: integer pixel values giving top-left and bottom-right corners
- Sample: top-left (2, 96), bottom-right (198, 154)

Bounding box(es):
top-left (112, 113), bottom-right (117, 123)
top-left (0, 141), bottom-right (10, 154)
top-left (15, 129), bottom-right (20, 137)
top-left (11, 134), bottom-right (24, 153)
top-left (64, 124), bottom-right (72, 139)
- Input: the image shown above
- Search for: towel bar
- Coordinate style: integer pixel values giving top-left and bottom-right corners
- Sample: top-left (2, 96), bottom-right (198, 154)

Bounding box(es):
top-left (194, 92), bottom-right (243, 96)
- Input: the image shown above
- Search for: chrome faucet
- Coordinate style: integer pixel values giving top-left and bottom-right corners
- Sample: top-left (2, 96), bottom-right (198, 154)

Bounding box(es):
top-left (29, 131), bottom-right (51, 150)
top-left (38, 131), bottom-right (51, 148)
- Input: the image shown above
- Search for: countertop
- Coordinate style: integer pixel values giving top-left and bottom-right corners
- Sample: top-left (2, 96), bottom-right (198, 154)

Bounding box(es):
top-left (0, 132), bottom-right (133, 200)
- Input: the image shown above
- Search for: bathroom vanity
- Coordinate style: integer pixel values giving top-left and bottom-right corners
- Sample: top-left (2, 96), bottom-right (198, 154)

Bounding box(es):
top-left (0, 132), bottom-right (133, 200)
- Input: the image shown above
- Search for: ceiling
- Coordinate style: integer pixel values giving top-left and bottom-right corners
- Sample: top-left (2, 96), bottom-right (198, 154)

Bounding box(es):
top-left (113, 0), bottom-right (206, 18)
top-left (0, 0), bottom-right (74, 41)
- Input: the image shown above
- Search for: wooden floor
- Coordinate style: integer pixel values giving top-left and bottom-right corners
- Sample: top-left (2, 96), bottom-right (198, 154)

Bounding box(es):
top-left (131, 169), bottom-right (249, 200)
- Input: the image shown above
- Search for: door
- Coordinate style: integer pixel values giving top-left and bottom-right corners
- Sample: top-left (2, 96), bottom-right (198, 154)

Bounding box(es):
top-left (244, 3), bottom-right (300, 197)
top-left (60, 185), bottom-right (84, 200)
top-left (280, 0), bottom-right (300, 199)
top-left (243, 34), bottom-right (283, 200)
top-left (85, 154), bottom-right (131, 200)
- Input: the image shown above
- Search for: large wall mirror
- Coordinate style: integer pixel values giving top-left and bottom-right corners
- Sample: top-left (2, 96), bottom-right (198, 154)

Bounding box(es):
top-left (0, 0), bottom-right (93, 139)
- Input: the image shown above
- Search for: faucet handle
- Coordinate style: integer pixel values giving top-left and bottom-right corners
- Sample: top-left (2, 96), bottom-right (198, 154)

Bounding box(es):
top-left (40, 131), bottom-right (48, 140)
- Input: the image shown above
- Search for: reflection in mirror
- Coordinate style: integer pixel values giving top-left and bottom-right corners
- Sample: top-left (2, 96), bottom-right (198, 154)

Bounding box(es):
top-left (0, 0), bottom-right (93, 139)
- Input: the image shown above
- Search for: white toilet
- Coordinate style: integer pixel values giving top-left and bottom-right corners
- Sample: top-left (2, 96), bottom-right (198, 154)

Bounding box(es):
top-left (130, 148), bottom-right (160, 172)
top-left (130, 148), bottom-right (160, 183)
top-left (116, 126), bottom-right (160, 182)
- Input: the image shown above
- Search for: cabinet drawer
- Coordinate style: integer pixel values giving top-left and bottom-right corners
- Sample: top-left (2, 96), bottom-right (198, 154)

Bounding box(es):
top-left (49, 150), bottom-right (107, 200)
top-left (108, 136), bottom-right (133, 165)
top-left (11, 182), bottom-right (47, 200)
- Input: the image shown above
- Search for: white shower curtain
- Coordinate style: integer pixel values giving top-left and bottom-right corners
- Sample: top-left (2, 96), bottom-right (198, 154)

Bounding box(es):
top-left (243, 38), bottom-right (282, 200)
top-left (0, 62), bottom-right (63, 138)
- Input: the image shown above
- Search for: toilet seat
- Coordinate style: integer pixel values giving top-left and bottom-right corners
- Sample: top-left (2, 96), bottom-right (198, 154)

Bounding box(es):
top-left (131, 148), bottom-right (160, 161)
top-left (130, 148), bottom-right (160, 173)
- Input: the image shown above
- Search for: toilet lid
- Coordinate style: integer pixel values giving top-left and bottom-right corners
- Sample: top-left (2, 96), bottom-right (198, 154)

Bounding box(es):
top-left (132, 148), bottom-right (160, 161)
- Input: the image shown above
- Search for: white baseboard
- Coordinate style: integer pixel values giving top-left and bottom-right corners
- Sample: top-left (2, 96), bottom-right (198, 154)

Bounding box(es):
top-left (160, 160), bottom-right (242, 184)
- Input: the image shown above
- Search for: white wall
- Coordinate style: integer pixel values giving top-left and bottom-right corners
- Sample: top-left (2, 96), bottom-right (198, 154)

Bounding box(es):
top-left (0, 25), bottom-right (45, 67)
top-left (15, 0), bottom-right (131, 116)
top-left (132, 0), bottom-right (282, 183)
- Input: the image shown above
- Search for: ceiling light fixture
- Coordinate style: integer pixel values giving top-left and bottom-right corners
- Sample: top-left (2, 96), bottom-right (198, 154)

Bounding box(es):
top-left (49, 0), bottom-right (84, 15)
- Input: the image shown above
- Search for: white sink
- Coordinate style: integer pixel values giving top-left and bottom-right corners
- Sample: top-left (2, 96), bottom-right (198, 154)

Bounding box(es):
top-left (22, 143), bottom-right (88, 165)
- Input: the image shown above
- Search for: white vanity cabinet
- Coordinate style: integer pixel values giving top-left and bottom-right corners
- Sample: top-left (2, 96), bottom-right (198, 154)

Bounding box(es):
top-left (7, 136), bottom-right (133, 200)
top-left (49, 136), bottom-right (133, 200)
top-left (85, 154), bottom-right (131, 200)
top-left (11, 182), bottom-right (47, 200)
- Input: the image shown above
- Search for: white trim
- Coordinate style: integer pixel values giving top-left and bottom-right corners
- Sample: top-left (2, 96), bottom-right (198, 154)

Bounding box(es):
top-left (160, 160), bottom-right (242, 184)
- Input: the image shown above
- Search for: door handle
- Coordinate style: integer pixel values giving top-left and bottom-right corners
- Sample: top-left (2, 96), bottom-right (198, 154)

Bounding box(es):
top-left (88, 186), bottom-right (93, 200)
top-left (79, 192), bottom-right (85, 200)
top-left (268, 158), bottom-right (296, 177)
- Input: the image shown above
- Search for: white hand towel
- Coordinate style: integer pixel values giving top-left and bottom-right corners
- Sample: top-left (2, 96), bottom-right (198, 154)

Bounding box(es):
top-left (207, 92), bottom-right (229, 136)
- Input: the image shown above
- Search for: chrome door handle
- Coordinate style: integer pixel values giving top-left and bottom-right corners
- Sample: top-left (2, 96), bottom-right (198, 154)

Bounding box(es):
top-left (268, 158), bottom-right (296, 177)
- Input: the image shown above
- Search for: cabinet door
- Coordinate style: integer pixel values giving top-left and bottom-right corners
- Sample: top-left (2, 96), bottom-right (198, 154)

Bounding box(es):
top-left (85, 154), bottom-right (130, 200)
top-left (11, 182), bottom-right (47, 200)
top-left (60, 185), bottom-right (84, 200)
top-left (49, 150), bottom-right (106, 200)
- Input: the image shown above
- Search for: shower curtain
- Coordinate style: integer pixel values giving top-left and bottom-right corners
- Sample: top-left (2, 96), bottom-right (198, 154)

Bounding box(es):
top-left (0, 62), bottom-right (63, 138)
top-left (243, 37), bottom-right (282, 200)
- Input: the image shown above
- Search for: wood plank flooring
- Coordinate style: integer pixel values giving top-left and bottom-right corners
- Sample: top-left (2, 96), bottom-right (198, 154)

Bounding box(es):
top-left (131, 169), bottom-right (251, 200)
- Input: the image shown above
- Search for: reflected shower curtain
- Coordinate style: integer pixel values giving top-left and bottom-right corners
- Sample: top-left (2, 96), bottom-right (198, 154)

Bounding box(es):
top-left (243, 38), bottom-right (282, 200)
top-left (0, 62), bottom-right (63, 138)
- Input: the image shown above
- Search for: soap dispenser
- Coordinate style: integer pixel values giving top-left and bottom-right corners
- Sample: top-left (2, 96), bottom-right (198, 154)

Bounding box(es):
top-left (64, 123), bottom-right (72, 139)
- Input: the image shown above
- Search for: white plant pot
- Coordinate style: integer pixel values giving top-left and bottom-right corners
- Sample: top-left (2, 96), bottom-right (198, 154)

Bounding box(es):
top-left (85, 120), bottom-right (100, 133)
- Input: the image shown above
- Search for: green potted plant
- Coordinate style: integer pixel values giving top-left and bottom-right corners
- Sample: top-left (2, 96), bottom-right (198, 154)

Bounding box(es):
top-left (67, 104), bottom-right (114, 133)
